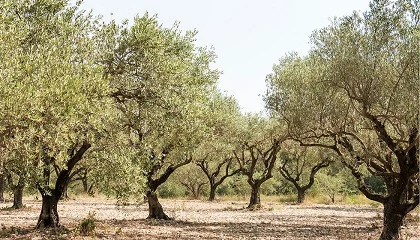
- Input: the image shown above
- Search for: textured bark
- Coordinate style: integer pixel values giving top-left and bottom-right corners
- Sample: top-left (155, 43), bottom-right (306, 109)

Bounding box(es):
top-left (61, 185), bottom-right (69, 200)
top-left (248, 184), bottom-right (261, 209)
top-left (82, 172), bottom-right (88, 193)
top-left (379, 203), bottom-right (405, 240)
top-left (12, 177), bottom-right (25, 209)
top-left (36, 141), bottom-right (91, 228)
top-left (208, 186), bottom-right (216, 201)
top-left (36, 194), bottom-right (60, 228)
top-left (146, 191), bottom-right (170, 220)
top-left (297, 188), bottom-right (306, 204)
top-left (0, 173), bottom-right (4, 203)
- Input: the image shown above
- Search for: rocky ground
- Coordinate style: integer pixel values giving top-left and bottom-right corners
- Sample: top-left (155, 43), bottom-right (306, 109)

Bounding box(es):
top-left (0, 197), bottom-right (419, 239)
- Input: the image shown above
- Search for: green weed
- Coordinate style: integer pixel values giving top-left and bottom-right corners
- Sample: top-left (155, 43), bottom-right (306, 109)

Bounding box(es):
top-left (78, 211), bottom-right (96, 236)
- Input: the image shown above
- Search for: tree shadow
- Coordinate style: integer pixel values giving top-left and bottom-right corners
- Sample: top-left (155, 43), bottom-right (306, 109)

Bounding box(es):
top-left (94, 216), bottom-right (381, 239)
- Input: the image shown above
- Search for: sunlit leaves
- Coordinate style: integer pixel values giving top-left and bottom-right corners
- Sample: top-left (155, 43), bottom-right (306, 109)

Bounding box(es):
top-left (0, 0), bottom-right (114, 187)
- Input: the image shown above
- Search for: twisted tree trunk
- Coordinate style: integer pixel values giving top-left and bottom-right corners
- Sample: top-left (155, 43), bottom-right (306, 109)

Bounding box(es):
top-left (208, 185), bottom-right (217, 201)
top-left (146, 191), bottom-right (170, 220)
top-left (248, 184), bottom-right (261, 209)
top-left (36, 192), bottom-right (60, 228)
top-left (12, 176), bottom-right (25, 209)
top-left (36, 141), bottom-right (91, 228)
top-left (297, 188), bottom-right (306, 204)
top-left (0, 173), bottom-right (5, 203)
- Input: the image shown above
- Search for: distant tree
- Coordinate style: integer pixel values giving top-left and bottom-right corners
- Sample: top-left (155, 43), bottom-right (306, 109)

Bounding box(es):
top-left (195, 93), bottom-right (242, 201)
top-left (234, 116), bottom-right (284, 209)
top-left (174, 164), bottom-right (208, 199)
top-left (278, 142), bottom-right (331, 204)
top-left (0, 171), bottom-right (4, 203)
top-left (5, 171), bottom-right (26, 209)
top-left (316, 172), bottom-right (344, 203)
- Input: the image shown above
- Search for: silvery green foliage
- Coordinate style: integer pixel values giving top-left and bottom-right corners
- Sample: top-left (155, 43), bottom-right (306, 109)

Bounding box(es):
top-left (0, 0), bottom-right (115, 189)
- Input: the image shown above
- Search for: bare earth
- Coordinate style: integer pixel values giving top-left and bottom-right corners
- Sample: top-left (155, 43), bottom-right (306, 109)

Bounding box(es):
top-left (0, 197), bottom-right (419, 239)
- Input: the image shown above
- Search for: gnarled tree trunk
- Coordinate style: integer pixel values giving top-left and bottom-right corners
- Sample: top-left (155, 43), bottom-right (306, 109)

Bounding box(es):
top-left (297, 188), bottom-right (306, 204)
top-left (145, 149), bottom-right (191, 219)
top-left (60, 185), bottom-right (69, 200)
top-left (208, 185), bottom-right (217, 201)
top-left (12, 177), bottom-right (25, 209)
top-left (36, 141), bottom-right (91, 229)
top-left (379, 201), bottom-right (407, 240)
top-left (248, 184), bottom-right (261, 209)
top-left (0, 173), bottom-right (5, 203)
top-left (36, 193), bottom-right (60, 228)
top-left (146, 191), bottom-right (170, 220)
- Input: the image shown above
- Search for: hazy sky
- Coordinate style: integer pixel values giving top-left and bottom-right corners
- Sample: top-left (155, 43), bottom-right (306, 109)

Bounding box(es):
top-left (80, 0), bottom-right (371, 113)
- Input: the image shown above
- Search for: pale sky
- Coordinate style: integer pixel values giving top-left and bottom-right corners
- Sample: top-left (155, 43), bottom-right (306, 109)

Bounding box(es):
top-left (80, 0), bottom-right (371, 113)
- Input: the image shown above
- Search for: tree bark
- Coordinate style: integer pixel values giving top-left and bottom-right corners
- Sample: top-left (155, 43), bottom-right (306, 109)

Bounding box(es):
top-left (208, 185), bottom-right (216, 201)
top-left (36, 141), bottom-right (91, 228)
top-left (0, 173), bottom-right (4, 203)
top-left (88, 184), bottom-right (95, 195)
top-left (36, 193), bottom-right (60, 228)
top-left (379, 202), bottom-right (405, 240)
top-left (297, 188), bottom-right (306, 204)
top-left (248, 184), bottom-right (261, 209)
top-left (82, 175), bottom-right (88, 193)
top-left (61, 185), bottom-right (69, 200)
top-left (12, 177), bottom-right (25, 209)
top-left (146, 191), bottom-right (170, 220)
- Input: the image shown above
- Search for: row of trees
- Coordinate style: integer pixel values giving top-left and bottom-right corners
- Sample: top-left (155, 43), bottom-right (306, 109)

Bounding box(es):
top-left (0, 0), bottom-right (417, 239)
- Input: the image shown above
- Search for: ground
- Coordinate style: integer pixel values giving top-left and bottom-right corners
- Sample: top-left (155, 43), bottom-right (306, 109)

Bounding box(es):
top-left (0, 197), bottom-right (419, 239)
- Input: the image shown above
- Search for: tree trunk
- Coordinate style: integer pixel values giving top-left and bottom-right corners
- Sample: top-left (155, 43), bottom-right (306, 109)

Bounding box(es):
top-left (12, 177), bottom-right (25, 209)
top-left (329, 193), bottom-right (336, 204)
top-left (248, 184), bottom-right (261, 209)
top-left (88, 184), bottom-right (95, 196)
top-left (61, 185), bottom-right (69, 200)
top-left (36, 194), bottom-right (60, 229)
top-left (0, 173), bottom-right (4, 203)
top-left (297, 188), bottom-right (305, 204)
top-left (379, 202), bottom-right (405, 240)
top-left (146, 191), bottom-right (170, 220)
top-left (208, 185), bottom-right (216, 201)
top-left (82, 177), bottom-right (88, 193)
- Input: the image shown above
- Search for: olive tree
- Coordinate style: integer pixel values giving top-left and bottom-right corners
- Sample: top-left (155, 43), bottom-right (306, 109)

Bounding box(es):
top-left (106, 14), bottom-right (219, 219)
top-left (278, 142), bottom-right (331, 204)
top-left (0, 0), bottom-right (115, 228)
top-left (265, 0), bottom-right (419, 238)
top-left (195, 92), bottom-right (242, 201)
top-left (173, 164), bottom-right (208, 199)
top-left (234, 116), bottom-right (284, 209)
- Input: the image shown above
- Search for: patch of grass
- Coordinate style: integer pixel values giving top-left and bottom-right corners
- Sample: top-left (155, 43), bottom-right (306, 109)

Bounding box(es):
top-left (0, 224), bottom-right (25, 238)
top-left (78, 211), bottom-right (96, 236)
top-left (342, 195), bottom-right (380, 206)
top-left (305, 195), bottom-right (332, 204)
